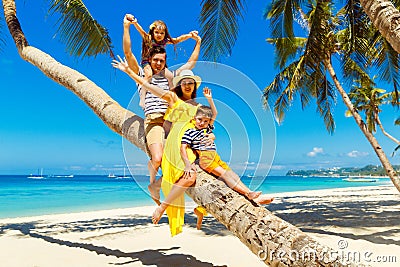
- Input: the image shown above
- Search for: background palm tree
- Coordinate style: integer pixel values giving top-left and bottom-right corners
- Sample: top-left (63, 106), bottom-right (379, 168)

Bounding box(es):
top-left (263, 0), bottom-right (400, 192)
top-left (1, 0), bottom-right (346, 264)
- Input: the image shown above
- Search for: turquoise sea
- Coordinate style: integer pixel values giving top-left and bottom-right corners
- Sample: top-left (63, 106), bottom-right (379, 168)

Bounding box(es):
top-left (0, 175), bottom-right (392, 219)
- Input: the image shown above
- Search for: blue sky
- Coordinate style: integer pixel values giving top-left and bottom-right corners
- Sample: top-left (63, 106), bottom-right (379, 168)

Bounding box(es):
top-left (1, 0), bottom-right (399, 175)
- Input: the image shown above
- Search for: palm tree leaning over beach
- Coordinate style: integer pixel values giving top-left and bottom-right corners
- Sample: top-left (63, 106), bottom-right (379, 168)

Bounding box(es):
top-left (360, 0), bottom-right (400, 54)
top-left (1, 0), bottom-right (349, 265)
top-left (264, 0), bottom-right (400, 192)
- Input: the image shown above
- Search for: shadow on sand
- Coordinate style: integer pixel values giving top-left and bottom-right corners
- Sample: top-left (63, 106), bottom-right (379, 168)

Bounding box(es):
top-left (0, 214), bottom-right (228, 267)
top-left (268, 187), bottom-right (400, 246)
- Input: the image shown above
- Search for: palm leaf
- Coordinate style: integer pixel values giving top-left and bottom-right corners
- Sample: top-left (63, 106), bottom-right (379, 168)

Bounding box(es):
top-left (395, 117), bottom-right (400, 126)
top-left (266, 37), bottom-right (307, 69)
top-left (0, 15), bottom-right (6, 52)
top-left (199, 0), bottom-right (246, 62)
top-left (391, 144), bottom-right (400, 157)
top-left (49, 0), bottom-right (114, 59)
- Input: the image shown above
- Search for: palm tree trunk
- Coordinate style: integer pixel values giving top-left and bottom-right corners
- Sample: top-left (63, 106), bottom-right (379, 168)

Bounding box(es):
top-left (2, 0), bottom-right (348, 265)
top-left (360, 0), bottom-right (400, 54)
top-left (324, 58), bottom-right (400, 192)
top-left (375, 115), bottom-right (400, 145)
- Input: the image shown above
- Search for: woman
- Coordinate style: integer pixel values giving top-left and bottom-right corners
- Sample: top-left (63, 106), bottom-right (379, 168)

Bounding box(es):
top-left (112, 57), bottom-right (273, 236)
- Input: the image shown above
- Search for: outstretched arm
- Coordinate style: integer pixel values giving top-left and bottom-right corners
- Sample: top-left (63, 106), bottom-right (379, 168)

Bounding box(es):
top-left (203, 87), bottom-right (217, 125)
top-left (112, 56), bottom-right (177, 104)
top-left (123, 14), bottom-right (139, 73)
top-left (169, 30), bottom-right (198, 44)
top-left (175, 32), bottom-right (202, 74)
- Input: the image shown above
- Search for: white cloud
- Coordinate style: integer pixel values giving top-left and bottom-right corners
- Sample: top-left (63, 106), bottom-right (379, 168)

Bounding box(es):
top-left (307, 147), bottom-right (324, 157)
top-left (347, 150), bottom-right (369, 158)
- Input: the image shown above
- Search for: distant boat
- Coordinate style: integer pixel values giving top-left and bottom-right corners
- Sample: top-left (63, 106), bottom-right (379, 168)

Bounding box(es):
top-left (342, 178), bottom-right (377, 183)
top-left (27, 168), bottom-right (45, 179)
top-left (108, 173), bottom-right (117, 178)
top-left (117, 168), bottom-right (131, 179)
top-left (54, 174), bottom-right (74, 178)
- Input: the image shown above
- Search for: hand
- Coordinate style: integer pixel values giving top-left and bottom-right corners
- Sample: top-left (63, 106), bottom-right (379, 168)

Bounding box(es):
top-left (201, 133), bottom-right (214, 146)
top-left (124, 14), bottom-right (137, 24)
top-left (191, 31), bottom-right (201, 42)
top-left (111, 55), bottom-right (129, 73)
top-left (183, 164), bottom-right (195, 179)
top-left (203, 87), bottom-right (212, 99)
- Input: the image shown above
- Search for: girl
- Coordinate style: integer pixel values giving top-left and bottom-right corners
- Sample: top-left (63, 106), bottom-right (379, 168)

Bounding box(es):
top-left (125, 14), bottom-right (197, 107)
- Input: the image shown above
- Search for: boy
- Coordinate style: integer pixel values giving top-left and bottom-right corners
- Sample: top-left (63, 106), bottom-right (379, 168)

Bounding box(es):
top-left (181, 106), bottom-right (271, 211)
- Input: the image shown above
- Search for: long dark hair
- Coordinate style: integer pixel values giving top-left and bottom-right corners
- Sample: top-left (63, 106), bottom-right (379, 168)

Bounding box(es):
top-left (172, 79), bottom-right (198, 104)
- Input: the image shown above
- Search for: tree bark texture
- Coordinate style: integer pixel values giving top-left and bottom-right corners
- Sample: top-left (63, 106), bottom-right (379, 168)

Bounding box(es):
top-left (360, 0), bottom-right (400, 53)
top-left (2, 0), bottom-right (349, 265)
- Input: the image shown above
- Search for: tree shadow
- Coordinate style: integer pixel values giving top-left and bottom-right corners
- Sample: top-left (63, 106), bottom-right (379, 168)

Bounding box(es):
top-left (267, 188), bottom-right (400, 245)
top-left (0, 219), bottom-right (227, 267)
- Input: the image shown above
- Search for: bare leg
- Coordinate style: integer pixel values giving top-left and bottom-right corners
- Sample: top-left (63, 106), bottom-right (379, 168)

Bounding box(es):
top-left (147, 143), bottom-right (163, 205)
top-left (152, 172), bottom-right (196, 224)
top-left (193, 208), bottom-right (204, 230)
top-left (211, 167), bottom-right (260, 199)
top-left (148, 177), bottom-right (162, 205)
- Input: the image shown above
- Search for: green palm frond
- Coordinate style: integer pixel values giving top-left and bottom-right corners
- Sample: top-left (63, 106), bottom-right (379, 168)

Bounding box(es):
top-left (342, 56), bottom-right (373, 85)
top-left (392, 144), bottom-right (400, 157)
top-left (264, 0), bottom-right (305, 39)
top-left (49, 0), bottom-right (114, 59)
top-left (395, 118), bottom-right (400, 126)
top-left (199, 0), bottom-right (246, 62)
top-left (373, 39), bottom-right (400, 106)
top-left (312, 69), bottom-right (336, 133)
top-left (266, 37), bottom-right (307, 69)
top-left (264, 58), bottom-right (309, 123)
top-left (303, 1), bottom-right (333, 71)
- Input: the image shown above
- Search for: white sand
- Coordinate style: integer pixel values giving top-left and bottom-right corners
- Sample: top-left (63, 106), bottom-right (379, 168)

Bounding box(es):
top-left (0, 185), bottom-right (399, 267)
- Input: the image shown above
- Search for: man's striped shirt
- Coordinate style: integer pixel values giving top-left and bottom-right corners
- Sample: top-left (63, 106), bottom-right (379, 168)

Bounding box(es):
top-left (137, 68), bottom-right (170, 116)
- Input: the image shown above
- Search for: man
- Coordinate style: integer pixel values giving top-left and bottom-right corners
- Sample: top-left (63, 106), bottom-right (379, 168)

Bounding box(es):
top-left (122, 14), bottom-right (201, 204)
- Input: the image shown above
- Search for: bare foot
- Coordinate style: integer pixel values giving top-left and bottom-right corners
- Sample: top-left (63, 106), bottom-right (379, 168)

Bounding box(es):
top-left (246, 191), bottom-right (261, 200)
top-left (152, 206), bottom-right (165, 224)
top-left (148, 182), bottom-right (161, 206)
top-left (193, 208), bottom-right (204, 230)
top-left (253, 195), bottom-right (274, 205)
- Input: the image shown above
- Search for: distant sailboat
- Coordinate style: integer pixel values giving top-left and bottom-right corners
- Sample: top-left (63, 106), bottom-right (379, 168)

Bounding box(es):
top-left (117, 168), bottom-right (131, 179)
top-left (108, 173), bottom-right (117, 178)
top-left (27, 168), bottom-right (45, 179)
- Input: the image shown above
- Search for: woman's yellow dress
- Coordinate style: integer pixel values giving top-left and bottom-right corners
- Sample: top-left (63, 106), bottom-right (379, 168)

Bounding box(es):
top-left (161, 99), bottom-right (199, 236)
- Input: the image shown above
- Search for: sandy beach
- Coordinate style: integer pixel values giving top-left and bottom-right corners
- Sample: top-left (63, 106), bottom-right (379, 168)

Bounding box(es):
top-left (0, 185), bottom-right (399, 267)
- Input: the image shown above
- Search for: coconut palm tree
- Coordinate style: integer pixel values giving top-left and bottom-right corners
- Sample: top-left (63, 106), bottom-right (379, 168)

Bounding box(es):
top-left (1, 0), bottom-right (346, 265)
top-left (264, 0), bottom-right (400, 192)
top-left (360, 0), bottom-right (400, 54)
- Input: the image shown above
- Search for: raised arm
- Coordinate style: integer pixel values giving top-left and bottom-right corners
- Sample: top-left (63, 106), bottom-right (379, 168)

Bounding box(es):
top-left (203, 87), bottom-right (217, 125)
top-left (112, 56), bottom-right (177, 104)
top-left (175, 32), bottom-right (202, 74)
top-left (169, 30), bottom-right (198, 44)
top-left (126, 14), bottom-right (148, 39)
top-left (123, 14), bottom-right (139, 73)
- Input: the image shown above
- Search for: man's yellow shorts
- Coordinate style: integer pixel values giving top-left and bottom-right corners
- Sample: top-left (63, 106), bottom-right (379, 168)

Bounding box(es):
top-left (198, 150), bottom-right (230, 173)
top-left (144, 113), bottom-right (165, 146)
